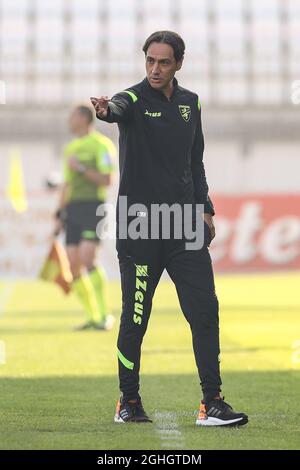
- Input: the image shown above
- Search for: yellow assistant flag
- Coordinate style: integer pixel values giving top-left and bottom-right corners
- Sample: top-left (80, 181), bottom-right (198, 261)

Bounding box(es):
top-left (6, 148), bottom-right (28, 212)
top-left (39, 240), bottom-right (73, 294)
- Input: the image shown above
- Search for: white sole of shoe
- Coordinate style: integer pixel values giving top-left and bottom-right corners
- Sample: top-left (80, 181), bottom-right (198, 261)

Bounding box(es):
top-left (196, 416), bottom-right (246, 426)
top-left (114, 413), bottom-right (152, 424)
top-left (114, 414), bottom-right (125, 423)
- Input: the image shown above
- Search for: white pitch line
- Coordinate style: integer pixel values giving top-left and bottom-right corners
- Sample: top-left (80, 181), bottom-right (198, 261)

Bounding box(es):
top-left (154, 411), bottom-right (185, 450)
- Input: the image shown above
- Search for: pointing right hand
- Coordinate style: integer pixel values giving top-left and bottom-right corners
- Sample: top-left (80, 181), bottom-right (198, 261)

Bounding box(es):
top-left (90, 96), bottom-right (110, 118)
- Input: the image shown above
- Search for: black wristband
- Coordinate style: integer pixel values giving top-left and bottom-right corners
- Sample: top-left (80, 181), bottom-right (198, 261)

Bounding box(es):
top-left (56, 207), bottom-right (67, 218)
top-left (55, 209), bottom-right (62, 219)
top-left (55, 208), bottom-right (67, 222)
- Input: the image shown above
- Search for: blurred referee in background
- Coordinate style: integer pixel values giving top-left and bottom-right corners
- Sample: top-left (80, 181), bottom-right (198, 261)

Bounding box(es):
top-left (54, 104), bottom-right (115, 331)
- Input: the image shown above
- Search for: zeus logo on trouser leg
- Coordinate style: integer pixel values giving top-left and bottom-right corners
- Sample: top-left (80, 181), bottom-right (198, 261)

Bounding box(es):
top-left (133, 265), bottom-right (148, 325)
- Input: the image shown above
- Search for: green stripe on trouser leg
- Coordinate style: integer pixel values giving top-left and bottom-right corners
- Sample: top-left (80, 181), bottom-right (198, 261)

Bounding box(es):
top-left (118, 349), bottom-right (134, 370)
top-left (88, 267), bottom-right (108, 323)
top-left (72, 274), bottom-right (101, 323)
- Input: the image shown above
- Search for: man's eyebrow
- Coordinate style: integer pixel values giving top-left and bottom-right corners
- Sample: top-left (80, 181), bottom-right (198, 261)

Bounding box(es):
top-left (146, 56), bottom-right (172, 62)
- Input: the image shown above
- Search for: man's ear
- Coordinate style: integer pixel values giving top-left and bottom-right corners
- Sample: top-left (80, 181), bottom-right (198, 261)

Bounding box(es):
top-left (176, 58), bottom-right (184, 71)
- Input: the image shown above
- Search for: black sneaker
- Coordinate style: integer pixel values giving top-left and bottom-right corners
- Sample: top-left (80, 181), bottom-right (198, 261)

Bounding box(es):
top-left (114, 396), bottom-right (152, 423)
top-left (196, 397), bottom-right (248, 427)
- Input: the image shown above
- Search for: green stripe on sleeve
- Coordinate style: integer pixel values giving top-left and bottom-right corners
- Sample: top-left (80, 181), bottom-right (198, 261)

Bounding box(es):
top-left (124, 90), bottom-right (138, 103)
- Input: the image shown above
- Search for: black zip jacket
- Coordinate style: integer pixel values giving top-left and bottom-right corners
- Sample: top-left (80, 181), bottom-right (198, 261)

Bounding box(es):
top-left (97, 77), bottom-right (215, 216)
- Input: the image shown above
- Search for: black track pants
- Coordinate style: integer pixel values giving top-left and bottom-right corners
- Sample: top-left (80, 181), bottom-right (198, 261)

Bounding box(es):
top-left (116, 230), bottom-right (222, 403)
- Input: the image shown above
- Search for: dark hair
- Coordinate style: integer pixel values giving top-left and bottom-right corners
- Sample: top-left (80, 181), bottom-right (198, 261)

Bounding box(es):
top-left (76, 105), bottom-right (94, 124)
top-left (142, 31), bottom-right (185, 62)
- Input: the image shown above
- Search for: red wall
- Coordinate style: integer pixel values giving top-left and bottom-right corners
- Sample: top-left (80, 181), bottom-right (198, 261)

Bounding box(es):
top-left (211, 195), bottom-right (300, 272)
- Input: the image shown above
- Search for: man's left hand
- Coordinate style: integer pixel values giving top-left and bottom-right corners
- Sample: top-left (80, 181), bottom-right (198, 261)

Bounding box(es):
top-left (203, 213), bottom-right (216, 241)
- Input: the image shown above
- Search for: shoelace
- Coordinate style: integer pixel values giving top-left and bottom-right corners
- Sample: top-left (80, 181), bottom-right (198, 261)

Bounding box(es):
top-left (134, 401), bottom-right (147, 415)
top-left (123, 399), bottom-right (144, 413)
top-left (213, 397), bottom-right (233, 411)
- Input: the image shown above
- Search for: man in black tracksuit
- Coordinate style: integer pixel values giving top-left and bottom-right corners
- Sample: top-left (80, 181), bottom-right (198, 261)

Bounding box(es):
top-left (91, 31), bottom-right (248, 427)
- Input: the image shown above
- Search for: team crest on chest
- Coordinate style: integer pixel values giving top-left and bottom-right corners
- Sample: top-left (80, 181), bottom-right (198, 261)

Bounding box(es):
top-left (178, 105), bottom-right (191, 122)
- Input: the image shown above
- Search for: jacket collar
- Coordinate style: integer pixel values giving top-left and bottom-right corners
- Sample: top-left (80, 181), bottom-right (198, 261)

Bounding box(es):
top-left (142, 77), bottom-right (179, 101)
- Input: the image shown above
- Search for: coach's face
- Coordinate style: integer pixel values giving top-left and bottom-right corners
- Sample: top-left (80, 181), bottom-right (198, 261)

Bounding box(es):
top-left (145, 42), bottom-right (182, 92)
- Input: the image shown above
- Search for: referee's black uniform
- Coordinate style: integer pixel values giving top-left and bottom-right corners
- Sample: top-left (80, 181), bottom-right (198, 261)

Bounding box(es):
top-left (97, 77), bottom-right (221, 404)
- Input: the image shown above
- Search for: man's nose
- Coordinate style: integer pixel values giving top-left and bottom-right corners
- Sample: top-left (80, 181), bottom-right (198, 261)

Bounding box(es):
top-left (152, 62), bottom-right (160, 74)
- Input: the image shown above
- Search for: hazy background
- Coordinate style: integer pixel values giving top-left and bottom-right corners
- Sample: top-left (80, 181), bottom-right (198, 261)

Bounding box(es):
top-left (0, 0), bottom-right (299, 278)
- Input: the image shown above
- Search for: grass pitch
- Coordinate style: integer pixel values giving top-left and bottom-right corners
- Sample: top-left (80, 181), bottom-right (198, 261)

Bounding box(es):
top-left (0, 273), bottom-right (300, 450)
